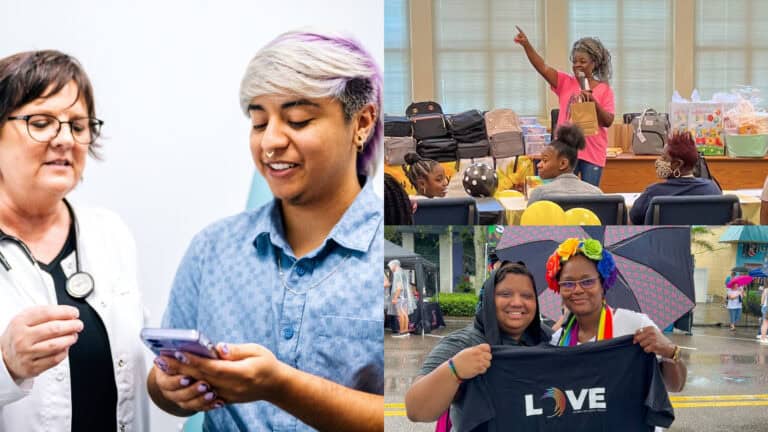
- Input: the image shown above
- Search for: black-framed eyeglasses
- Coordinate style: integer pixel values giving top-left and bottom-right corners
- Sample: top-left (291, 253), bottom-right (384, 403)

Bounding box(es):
top-left (6, 114), bottom-right (103, 145)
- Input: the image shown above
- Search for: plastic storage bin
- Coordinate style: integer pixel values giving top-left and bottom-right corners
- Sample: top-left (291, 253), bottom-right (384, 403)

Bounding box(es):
top-left (725, 134), bottom-right (768, 157)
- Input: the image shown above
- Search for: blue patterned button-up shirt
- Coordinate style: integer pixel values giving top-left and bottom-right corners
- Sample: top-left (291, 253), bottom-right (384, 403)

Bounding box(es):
top-left (162, 178), bottom-right (383, 431)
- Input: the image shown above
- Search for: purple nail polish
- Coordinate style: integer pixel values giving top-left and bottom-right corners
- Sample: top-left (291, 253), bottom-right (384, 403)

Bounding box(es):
top-left (174, 351), bottom-right (189, 364)
top-left (154, 357), bottom-right (168, 373)
top-left (213, 402), bottom-right (224, 409)
top-left (180, 377), bottom-right (191, 386)
top-left (197, 383), bottom-right (209, 393)
top-left (204, 392), bottom-right (216, 401)
top-left (220, 343), bottom-right (230, 355)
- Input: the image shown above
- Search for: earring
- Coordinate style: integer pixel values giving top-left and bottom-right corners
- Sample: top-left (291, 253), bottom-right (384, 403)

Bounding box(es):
top-left (356, 134), bottom-right (365, 153)
top-left (673, 168), bottom-right (681, 178)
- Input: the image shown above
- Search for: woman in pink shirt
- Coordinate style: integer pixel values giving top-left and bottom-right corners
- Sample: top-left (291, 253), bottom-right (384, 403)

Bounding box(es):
top-left (515, 27), bottom-right (615, 187)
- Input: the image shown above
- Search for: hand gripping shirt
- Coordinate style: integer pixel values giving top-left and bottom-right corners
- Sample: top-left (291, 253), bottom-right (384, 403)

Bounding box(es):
top-left (458, 335), bottom-right (674, 432)
top-left (162, 177), bottom-right (383, 431)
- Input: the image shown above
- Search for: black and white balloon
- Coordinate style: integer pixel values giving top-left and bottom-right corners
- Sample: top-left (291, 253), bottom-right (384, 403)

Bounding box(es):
top-left (462, 163), bottom-right (498, 197)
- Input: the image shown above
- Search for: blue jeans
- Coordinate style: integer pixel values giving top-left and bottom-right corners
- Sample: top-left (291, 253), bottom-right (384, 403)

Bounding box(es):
top-left (574, 159), bottom-right (603, 187)
top-left (728, 307), bottom-right (742, 324)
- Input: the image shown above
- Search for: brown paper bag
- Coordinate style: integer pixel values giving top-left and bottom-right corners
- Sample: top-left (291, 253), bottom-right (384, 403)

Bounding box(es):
top-left (571, 101), bottom-right (598, 136)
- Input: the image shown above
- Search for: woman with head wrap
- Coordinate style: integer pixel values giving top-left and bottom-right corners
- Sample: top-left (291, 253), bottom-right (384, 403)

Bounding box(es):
top-left (405, 263), bottom-right (552, 430)
top-left (546, 238), bottom-right (687, 392)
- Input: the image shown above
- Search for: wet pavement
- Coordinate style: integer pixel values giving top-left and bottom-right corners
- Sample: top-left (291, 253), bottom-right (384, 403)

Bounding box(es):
top-left (385, 309), bottom-right (768, 432)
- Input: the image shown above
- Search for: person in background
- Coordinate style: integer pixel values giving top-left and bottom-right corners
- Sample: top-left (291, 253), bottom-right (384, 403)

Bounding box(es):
top-left (761, 175), bottom-right (768, 225)
top-left (0, 50), bottom-right (148, 431)
top-left (402, 152), bottom-right (448, 198)
top-left (759, 286), bottom-right (768, 345)
top-left (629, 131), bottom-right (722, 225)
top-left (389, 259), bottom-right (412, 337)
top-left (147, 29), bottom-right (384, 431)
top-left (527, 124), bottom-right (603, 205)
top-left (515, 28), bottom-right (615, 187)
top-left (405, 263), bottom-right (552, 430)
top-left (384, 172), bottom-right (414, 224)
top-left (726, 283), bottom-right (745, 332)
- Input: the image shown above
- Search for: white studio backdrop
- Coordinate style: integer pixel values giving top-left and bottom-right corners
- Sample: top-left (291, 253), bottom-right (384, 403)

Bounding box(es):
top-left (0, 1), bottom-right (383, 430)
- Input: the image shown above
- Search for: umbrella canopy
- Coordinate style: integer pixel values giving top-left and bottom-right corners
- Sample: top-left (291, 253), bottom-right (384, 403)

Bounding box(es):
top-left (726, 274), bottom-right (754, 288)
top-left (384, 240), bottom-right (437, 270)
top-left (719, 226), bottom-right (768, 244)
top-left (731, 266), bottom-right (749, 273)
top-left (496, 226), bottom-right (695, 329)
top-left (748, 268), bottom-right (768, 278)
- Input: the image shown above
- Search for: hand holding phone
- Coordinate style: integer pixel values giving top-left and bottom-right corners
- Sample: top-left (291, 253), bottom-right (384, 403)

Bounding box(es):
top-left (141, 328), bottom-right (219, 359)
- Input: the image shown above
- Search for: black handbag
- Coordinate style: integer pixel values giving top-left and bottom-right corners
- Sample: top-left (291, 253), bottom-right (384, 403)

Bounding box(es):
top-left (457, 139), bottom-right (490, 159)
top-left (406, 101), bottom-right (443, 116)
top-left (384, 115), bottom-right (412, 137)
top-left (411, 113), bottom-right (449, 140)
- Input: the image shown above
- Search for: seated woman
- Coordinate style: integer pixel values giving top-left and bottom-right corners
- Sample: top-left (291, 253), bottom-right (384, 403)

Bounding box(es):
top-left (528, 124), bottom-right (603, 204)
top-left (403, 152), bottom-right (448, 198)
top-left (629, 131), bottom-right (721, 225)
top-left (405, 263), bottom-right (552, 430)
top-left (546, 238), bottom-right (687, 394)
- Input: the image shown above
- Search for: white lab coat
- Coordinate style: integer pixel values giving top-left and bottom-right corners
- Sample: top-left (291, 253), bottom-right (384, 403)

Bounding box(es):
top-left (0, 205), bottom-right (149, 432)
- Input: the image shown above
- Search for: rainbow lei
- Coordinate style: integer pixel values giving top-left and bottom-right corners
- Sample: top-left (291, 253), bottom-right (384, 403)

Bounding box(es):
top-left (558, 305), bottom-right (614, 346)
top-left (545, 238), bottom-right (617, 293)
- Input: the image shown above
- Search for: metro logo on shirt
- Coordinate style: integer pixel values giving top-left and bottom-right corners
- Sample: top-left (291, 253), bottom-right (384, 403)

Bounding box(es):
top-left (458, 336), bottom-right (674, 432)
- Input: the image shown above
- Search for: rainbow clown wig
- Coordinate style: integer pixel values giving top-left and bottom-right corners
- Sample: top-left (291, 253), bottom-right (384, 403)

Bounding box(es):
top-left (545, 238), bottom-right (618, 293)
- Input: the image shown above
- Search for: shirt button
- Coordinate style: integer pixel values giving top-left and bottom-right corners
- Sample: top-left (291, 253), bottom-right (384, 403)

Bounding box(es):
top-left (56, 372), bottom-right (65, 381)
top-left (296, 266), bottom-right (306, 276)
top-left (282, 327), bottom-right (294, 340)
top-left (118, 359), bottom-right (126, 368)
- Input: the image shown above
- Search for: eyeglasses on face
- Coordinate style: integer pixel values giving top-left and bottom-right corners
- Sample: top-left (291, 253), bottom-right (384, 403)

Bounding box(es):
top-left (558, 277), bottom-right (599, 291)
top-left (6, 114), bottom-right (103, 145)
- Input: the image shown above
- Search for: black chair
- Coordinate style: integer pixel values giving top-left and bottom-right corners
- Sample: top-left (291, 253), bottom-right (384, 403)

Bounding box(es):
top-left (643, 195), bottom-right (742, 225)
top-left (551, 108), bottom-right (560, 133)
top-left (546, 195), bottom-right (628, 225)
top-left (413, 197), bottom-right (479, 225)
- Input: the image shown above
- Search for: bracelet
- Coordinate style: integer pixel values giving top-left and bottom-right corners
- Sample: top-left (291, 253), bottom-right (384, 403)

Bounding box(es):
top-left (447, 358), bottom-right (463, 383)
top-left (671, 345), bottom-right (681, 362)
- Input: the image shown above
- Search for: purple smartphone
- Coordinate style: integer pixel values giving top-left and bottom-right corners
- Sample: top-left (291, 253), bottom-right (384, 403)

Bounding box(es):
top-left (140, 328), bottom-right (219, 359)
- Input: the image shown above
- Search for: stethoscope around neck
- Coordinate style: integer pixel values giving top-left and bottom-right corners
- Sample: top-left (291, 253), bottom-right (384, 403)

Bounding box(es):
top-left (0, 201), bottom-right (95, 299)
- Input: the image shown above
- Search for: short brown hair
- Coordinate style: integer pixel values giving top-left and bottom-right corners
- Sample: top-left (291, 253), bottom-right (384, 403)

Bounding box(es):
top-left (0, 50), bottom-right (101, 158)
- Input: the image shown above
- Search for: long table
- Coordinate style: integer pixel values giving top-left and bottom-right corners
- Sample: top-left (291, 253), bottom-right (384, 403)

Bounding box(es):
top-left (600, 154), bottom-right (768, 193)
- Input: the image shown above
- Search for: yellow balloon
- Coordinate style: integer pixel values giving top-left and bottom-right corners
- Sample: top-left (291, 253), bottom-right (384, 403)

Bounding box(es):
top-left (564, 208), bottom-right (602, 226)
top-left (520, 201), bottom-right (566, 225)
top-left (494, 189), bottom-right (524, 198)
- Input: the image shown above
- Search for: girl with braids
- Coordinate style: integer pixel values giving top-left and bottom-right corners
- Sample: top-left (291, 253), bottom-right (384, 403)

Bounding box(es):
top-left (515, 28), bottom-right (615, 187)
top-left (527, 123), bottom-right (603, 204)
top-left (545, 238), bottom-right (687, 394)
top-left (384, 173), bottom-right (414, 224)
top-left (403, 152), bottom-right (448, 198)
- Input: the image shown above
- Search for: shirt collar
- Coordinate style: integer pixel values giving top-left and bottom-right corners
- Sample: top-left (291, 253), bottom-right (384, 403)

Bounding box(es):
top-left (252, 176), bottom-right (381, 256)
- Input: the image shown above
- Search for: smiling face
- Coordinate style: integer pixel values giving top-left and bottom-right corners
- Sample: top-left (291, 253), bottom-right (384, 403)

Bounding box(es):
top-left (0, 81), bottom-right (89, 205)
top-left (494, 272), bottom-right (537, 340)
top-left (559, 254), bottom-right (604, 317)
top-left (571, 50), bottom-right (595, 79)
top-left (417, 163), bottom-right (448, 198)
top-left (248, 94), bottom-right (371, 207)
